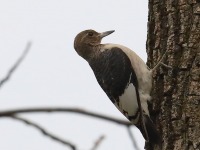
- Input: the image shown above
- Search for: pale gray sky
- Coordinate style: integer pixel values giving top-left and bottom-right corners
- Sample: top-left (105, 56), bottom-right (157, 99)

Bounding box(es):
top-left (0, 0), bottom-right (148, 150)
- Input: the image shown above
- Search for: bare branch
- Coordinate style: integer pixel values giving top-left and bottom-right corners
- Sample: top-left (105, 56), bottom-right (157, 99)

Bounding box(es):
top-left (0, 42), bottom-right (31, 89)
top-left (9, 115), bottom-right (76, 150)
top-left (126, 126), bottom-right (140, 150)
top-left (91, 135), bottom-right (105, 150)
top-left (0, 107), bottom-right (132, 126)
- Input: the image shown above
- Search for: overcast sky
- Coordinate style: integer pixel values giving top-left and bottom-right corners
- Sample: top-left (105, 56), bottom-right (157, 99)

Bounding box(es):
top-left (0, 1), bottom-right (148, 150)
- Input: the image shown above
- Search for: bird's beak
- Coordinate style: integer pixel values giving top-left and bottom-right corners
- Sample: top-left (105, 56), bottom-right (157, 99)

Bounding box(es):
top-left (100, 30), bottom-right (115, 38)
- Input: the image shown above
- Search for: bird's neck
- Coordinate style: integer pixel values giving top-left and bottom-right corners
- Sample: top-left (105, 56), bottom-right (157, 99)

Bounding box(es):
top-left (81, 44), bottom-right (102, 61)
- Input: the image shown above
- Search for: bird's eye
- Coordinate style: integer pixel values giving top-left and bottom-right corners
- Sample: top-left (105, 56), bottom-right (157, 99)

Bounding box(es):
top-left (88, 32), bottom-right (93, 36)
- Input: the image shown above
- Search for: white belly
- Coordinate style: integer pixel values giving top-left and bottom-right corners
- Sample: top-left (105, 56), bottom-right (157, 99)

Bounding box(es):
top-left (117, 83), bottom-right (138, 117)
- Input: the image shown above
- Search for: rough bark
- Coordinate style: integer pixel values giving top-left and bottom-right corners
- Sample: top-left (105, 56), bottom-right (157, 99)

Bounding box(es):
top-left (147, 0), bottom-right (200, 150)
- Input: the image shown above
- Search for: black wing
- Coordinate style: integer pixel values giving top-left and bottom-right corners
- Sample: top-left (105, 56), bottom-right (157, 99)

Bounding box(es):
top-left (89, 47), bottom-right (139, 105)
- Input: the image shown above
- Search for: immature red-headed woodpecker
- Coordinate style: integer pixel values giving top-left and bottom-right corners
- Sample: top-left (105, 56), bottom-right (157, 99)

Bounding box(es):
top-left (74, 29), bottom-right (161, 144)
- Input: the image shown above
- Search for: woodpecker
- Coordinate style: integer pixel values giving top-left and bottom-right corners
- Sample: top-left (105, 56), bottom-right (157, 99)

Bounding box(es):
top-left (74, 29), bottom-right (161, 144)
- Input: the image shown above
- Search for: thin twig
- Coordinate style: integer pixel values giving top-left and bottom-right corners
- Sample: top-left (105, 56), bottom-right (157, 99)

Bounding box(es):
top-left (91, 135), bottom-right (105, 150)
top-left (9, 115), bottom-right (76, 150)
top-left (151, 50), bottom-right (167, 72)
top-left (0, 107), bottom-right (132, 126)
top-left (126, 126), bottom-right (140, 150)
top-left (161, 62), bottom-right (172, 69)
top-left (0, 42), bottom-right (31, 89)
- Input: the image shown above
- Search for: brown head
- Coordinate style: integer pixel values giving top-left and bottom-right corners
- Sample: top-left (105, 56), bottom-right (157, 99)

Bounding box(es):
top-left (74, 29), bottom-right (114, 60)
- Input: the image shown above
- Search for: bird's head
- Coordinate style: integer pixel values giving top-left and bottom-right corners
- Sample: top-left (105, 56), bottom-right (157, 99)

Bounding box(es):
top-left (74, 29), bottom-right (114, 60)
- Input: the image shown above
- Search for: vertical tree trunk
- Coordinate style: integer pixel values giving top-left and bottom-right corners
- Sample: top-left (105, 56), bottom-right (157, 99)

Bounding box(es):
top-left (146, 0), bottom-right (200, 150)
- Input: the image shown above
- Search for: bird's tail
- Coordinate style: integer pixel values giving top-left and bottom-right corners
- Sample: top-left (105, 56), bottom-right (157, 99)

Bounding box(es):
top-left (136, 114), bottom-right (161, 145)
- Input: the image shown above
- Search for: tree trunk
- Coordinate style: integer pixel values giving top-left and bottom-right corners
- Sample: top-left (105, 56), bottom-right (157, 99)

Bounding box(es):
top-left (146, 0), bottom-right (200, 150)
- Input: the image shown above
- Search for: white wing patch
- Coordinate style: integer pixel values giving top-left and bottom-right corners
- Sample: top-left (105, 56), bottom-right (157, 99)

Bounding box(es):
top-left (117, 83), bottom-right (138, 117)
top-left (102, 43), bottom-right (152, 98)
top-left (102, 43), bottom-right (152, 116)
